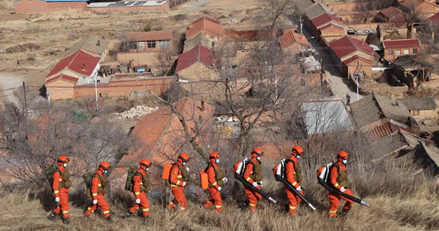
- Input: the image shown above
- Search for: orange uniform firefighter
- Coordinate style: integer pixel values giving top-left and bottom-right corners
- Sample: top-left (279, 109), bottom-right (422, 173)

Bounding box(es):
top-left (128, 159), bottom-right (152, 223)
top-left (203, 152), bottom-right (228, 212)
top-left (168, 153), bottom-right (190, 212)
top-left (48, 155), bottom-right (72, 224)
top-left (328, 151), bottom-right (354, 217)
top-left (85, 161), bottom-right (112, 222)
top-left (284, 145), bottom-right (304, 215)
top-left (243, 147), bottom-right (264, 212)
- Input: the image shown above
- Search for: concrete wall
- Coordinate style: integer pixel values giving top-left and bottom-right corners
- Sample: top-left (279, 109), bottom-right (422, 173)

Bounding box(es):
top-left (15, 0), bottom-right (87, 14)
top-left (46, 79), bottom-right (76, 100)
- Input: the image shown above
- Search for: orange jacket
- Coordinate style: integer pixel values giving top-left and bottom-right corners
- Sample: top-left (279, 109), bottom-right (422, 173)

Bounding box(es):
top-left (52, 165), bottom-right (67, 197)
top-left (170, 162), bottom-right (185, 187)
top-left (207, 160), bottom-right (220, 190)
top-left (133, 168), bottom-right (147, 197)
top-left (91, 170), bottom-right (104, 199)
top-left (243, 157), bottom-right (261, 185)
top-left (329, 161), bottom-right (346, 190)
top-left (285, 156), bottom-right (300, 188)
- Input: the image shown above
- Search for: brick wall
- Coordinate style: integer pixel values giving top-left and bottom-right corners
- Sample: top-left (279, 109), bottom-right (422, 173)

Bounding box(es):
top-left (46, 79), bottom-right (76, 100)
top-left (88, 2), bottom-right (169, 13)
top-left (384, 47), bottom-right (420, 61)
top-left (15, 0), bottom-right (87, 14)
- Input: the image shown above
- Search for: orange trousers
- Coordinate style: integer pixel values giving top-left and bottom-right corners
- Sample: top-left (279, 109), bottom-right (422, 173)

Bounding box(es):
top-left (203, 187), bottom-right (222, 212)
top-left (85, 194), bottom-right (111, 218)
top-left (168, 186), bottom-right (187, 211)
top-left (285, 188), bottom-right (302, 215)
top-left (328, 188), bottom-right (353, 217)
top-left (53, 190), bottom-right (69, 219)
top-left (129, 192), bottom-right (150, 217)
top-left (245, 187), bottom-right (262, 212)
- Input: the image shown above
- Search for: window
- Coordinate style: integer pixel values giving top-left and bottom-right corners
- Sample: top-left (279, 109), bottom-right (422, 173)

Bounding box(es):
top-left (137, 42), bottom-right (145, 51)
top-left (395, 49), bottom-right (401, 55)
top-left (158, 40), bottom-right (170, 48)
top-left (388, 49), bottom-right (393, 55)
top-left (404, 49), bottom-right (409, 55)
top-left (147, 40), bottom-right (156, 48)
top-left (413, 48), bottom-right (417, 54)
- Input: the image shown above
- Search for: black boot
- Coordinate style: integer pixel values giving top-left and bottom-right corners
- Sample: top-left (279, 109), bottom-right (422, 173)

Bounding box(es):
top-left (106, 216), bottom-right (113, 223)
top-left (62, 217), bottom-right (71, 225)
top-left (123, 211), bottom-right (134, 219)
top-left (47, 212), bottom-right (57, 221)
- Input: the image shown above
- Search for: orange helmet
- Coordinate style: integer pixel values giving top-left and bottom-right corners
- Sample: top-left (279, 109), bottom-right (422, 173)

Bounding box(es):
top-left (178, 153), bottom-right (190, 162)
top-left (57, 155), bottom-right (69, 163)
top-left (209, 152), bottom-right (220, 159)
top-left (99, 161), bottom-right (111, 170)
top-left (140, 159), bottom-right (151, 167)
top-left (251, 147), bottom-right (263, 156)
top-left (337, 151), bottom-right (348, 160)
top-left (292, 145), bottom-right (304, 155)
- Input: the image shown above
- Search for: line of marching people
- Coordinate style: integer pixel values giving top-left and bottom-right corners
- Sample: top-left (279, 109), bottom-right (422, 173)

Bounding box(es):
top-left (46, 146), bottom-right (369, 225)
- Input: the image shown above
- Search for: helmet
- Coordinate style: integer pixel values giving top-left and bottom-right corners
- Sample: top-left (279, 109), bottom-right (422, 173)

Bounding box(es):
top-left (337, 151), bottom-right (348, 160)
top-left (209, 152), bottom-right (220, 159)
top-left (99, 161), bottom-right (111, 170)
top-left (57, 155), bottom-right (69, 163)
top-left (292, 145), bottom-right (304, 155)
top-left (140, 159), bottom-right (151, 167)
top-left (251, 147), bottom-right (263, 156)
top-left (178, 153), bottom-right (190, 162)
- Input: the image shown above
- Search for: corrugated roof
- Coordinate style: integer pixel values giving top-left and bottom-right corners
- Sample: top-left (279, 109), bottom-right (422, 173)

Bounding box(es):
top-left (383, 39), bottom-right (421, 49)
top-left (399, 97), bottom-right (437, 111)
top-left (301, 99), bottom-right (354, 135)
top-left (47, 49), bottom-right (101, 77)
top-left (126, 31), bottom-right (173, 42)
top-left (329, 36), bottom-right (377, 59)
top-left (176, 45), bottom-right (214, 72)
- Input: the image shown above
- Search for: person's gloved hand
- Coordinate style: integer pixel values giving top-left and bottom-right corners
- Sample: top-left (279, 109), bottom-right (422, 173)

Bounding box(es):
top-left (182, 181), bottom-right (187, 187)
top-left (55, 197), bottom-right (59, 203)
top-left (340, 187), bottom-right (346, 193)
top-left (136, 198), bottom-right (141, 204)
top-left (296, 186), bottom-right (304, 195)
top-left (258, 181), bottom-right (263, 187)
top-left (252, 182), bottom-right (258, 187)
top-left (217, 186), bottom-right (222, 192)
top-left (222, 177), bottom-right (228, 184)
top-left (93, 199), bottom-right (98, 205)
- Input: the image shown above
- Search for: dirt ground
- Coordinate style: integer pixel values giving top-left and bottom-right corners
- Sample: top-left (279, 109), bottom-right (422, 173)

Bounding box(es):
top-left (0, 0), bottom-right (265, 89)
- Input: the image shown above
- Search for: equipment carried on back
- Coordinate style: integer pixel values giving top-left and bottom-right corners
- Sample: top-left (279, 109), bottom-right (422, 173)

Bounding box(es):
top-left (161, 163), bottom-right (173, 182)
top-left (124, 166), bottom-right (138, 191)
top-left (273, 159), bottom-right (316, 210)
top-left (233, 158), bottom-right (249, 176)
top-left (82, 172), bottom-right (94, 190)
top-left (45, 165), bottom-right (58, 186)
top-left (200, 169), bottom-right (208, 190)
top-left (316, 163), bottom-right (370, 207)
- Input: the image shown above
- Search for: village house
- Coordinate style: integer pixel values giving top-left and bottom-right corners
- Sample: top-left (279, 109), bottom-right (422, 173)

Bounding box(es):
top-left (373, 6), bottom-right (407, 25)
top-left (329, 36), bottom-right (379, 78)
top-left (399, 97), bottom-right (437, 119)
top-left (387, 55), bottom-right (432, 89)
top-left (117, 30), bottom-right (174, 74)
top-left (279, 27), bottom-right (310, 54)
top-left (310, 13), bottom-right (346, 43)
top-left (184, 17), bottom-right (225, 51)
top-left (15, 0), bottom-right (88, 14)
top-left (399, 0), bottom-right (439, 20)
top-left (383, 39), bottom-right (421, 61)
top-left (426, 12), bottom-right (439, 40)
top-left (176, 44), bottom-right (216, 81)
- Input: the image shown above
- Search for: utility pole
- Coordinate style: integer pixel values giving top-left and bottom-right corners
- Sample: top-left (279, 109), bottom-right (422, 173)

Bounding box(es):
top-left (94, 76), bottom-right (99, 112)
top-left (299, 15), bottom-right (303, 34)
top-left (22, 81), bottom-right (27, 116)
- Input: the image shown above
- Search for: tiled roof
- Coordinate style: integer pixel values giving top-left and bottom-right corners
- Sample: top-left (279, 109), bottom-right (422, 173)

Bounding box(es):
top-left (45, 74), bottom-right (79, 84)
top-left (47, 49), bottom-right (101, 77)
top-left (279, 28), bottom-right (310, 48)
top-left (399, 97), bottom-right (437, 111)
top-left (329, 36), bottom-right (377, 59)
top-left (126, 31), bottom-right (173, 42)
top-left (185, 16), bottom-right (224, 40)
top-left (383, 39), bottom-right (421, 49)
top-left (311, 13), bottom-right (343, 29)
top-left (176, 45), bottom-right (214, 72)
top-left (378, 6), bottom-right (405, 22)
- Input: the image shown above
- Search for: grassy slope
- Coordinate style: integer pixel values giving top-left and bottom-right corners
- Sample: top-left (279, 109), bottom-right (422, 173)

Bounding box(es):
top-left (0, 184), bottom-right (438, 231)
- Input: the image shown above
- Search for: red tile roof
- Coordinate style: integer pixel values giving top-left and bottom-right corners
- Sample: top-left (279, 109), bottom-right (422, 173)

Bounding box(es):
top-left (383, 39), bottom-right (421, 49)
top-left (126, 31), bottom-right (173, 42)
top-left (45, 74), bottom-right (79, 84)
top-left (176, 45), bottom-right (214, 72)
top-left (427, 12), bottom-right (439, 27)
top-left (378, 6), bottom-right (405, 22)
top-left (329, 36), bottom-right (378, 59)
top-left (47, 49), bottom-right (101, 77)
top-left (186, 16), bottom-right (224, 40)
top-left (280, 28), bottom-right (310, 48)
top-left (311, 13), bottom-right (343, 29)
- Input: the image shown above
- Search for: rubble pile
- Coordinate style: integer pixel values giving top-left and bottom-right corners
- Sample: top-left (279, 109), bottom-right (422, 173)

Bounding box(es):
top-left (115, 105), bottom-right (158, 119)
